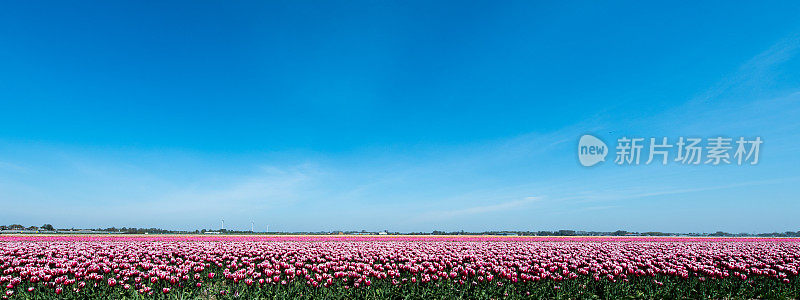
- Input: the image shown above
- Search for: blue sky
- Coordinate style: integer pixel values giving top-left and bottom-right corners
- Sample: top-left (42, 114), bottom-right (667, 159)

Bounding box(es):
top-left (1, 1), bottom-right (800, 233)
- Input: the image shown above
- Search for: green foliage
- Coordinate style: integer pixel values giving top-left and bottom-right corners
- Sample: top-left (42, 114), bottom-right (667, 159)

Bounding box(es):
top-left (4, 273), bottom-right (798, 299)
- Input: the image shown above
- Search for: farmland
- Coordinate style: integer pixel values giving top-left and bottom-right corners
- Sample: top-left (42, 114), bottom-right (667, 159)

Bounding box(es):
top-left (1, 236), bottom-right (799, 299)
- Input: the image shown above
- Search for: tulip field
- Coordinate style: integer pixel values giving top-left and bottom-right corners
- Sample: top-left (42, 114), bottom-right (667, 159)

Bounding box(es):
top-left (1, 236), bottom-right (799, 299)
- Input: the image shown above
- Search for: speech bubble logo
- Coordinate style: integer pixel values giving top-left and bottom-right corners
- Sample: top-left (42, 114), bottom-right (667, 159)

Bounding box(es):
top-left (578, 135), bottom-right (608, 167)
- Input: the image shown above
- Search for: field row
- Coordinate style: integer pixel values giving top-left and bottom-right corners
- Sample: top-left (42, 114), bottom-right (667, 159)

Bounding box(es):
top-left (1, 235), bottom-right (797, 242)
top-left (1, 241), bottom-right (799, 298)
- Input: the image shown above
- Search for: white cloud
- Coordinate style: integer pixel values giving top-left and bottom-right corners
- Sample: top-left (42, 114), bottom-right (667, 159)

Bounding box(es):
top-left (145, 164), bottom-right (320, 216)
top-left (420, 196), bottom-right (540, 220)
top-left (691, 33), bottom-right (800, 105)
top-left (0, 161), bottom-right (29, 173)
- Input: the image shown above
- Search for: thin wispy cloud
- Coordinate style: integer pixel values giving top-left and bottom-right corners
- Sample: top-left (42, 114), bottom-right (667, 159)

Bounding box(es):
top-left (0, 161), bottom-right (28, 173)
top-left (416, 197), bottom-right (541, 221)
top-left (691, 33), bottom-right (800, 105)
top-left (562, 177), bottom-right (800, 204)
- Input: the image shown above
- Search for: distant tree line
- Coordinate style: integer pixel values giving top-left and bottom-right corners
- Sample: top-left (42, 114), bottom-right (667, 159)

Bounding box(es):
top-left (2, 224), bottom-right (800, 237)
top-left (405, 230), bottom-right (800, 237)
top-left (0, 224), bottom-right (54, 231)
